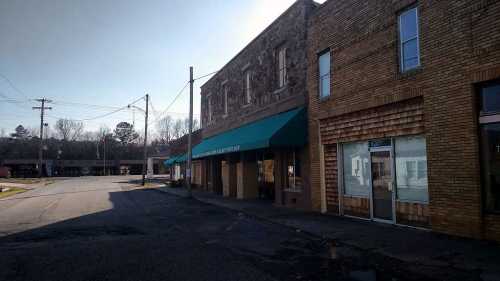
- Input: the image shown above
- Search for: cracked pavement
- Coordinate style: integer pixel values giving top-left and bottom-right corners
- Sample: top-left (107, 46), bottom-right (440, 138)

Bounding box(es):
top-left (0, 176), bottom-right (475, 281)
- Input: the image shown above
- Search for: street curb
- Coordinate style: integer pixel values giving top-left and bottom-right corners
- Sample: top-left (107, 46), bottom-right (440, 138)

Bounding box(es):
top-left (153, 187), bottom-right (363, 245)
top-left (152, 186), bottom-right (496, 280)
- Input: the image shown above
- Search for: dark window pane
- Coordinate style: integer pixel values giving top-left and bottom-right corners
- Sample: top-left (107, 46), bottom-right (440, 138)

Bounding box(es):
top-left (480, 123), bottom-right (500, 211)
top-left (480, 82), bottom-right (500, 114)
top-left (369, 139), bottom-right (391, 148)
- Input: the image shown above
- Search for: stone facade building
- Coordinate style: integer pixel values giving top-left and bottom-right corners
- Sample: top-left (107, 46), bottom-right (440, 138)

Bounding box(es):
top-left (194, 0), bottom-right (318, 209)
top-left (307, 0), bottom-right (500, 241)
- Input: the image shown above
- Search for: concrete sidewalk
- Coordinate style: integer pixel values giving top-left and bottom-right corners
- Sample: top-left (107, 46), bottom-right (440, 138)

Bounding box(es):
top-left (157, 186), bottom-right (500, 281)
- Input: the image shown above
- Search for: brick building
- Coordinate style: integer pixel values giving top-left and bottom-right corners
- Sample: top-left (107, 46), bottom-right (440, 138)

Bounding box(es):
top-left (193, 0), bottom-right (318, 209)
top-left (307, 0), bottom-right (500, 241)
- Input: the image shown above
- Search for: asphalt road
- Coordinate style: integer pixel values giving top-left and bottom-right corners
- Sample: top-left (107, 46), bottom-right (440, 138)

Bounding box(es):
top-left (0, 177), bottom-right (439, 281)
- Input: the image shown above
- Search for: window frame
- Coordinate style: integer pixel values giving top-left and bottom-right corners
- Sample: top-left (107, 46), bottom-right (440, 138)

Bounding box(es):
top-left (277, 47), bottom-right (287, 89)
top-left (341, 141), bottom-right (371, 198)
top-left (207, 94), bottom-right (213, 124)
top-left (398, 7), bottom-right (421, 73)
top-left (223, 85), bottom-right (228, 117)
top-left (393, 135), bottom-right (429, 204)
top-left (478, 80), bottom-right (500, 213)
top-left (245, 71), bottom-right (252, 105)
top-left (318, 50), bottom-right (331, 99)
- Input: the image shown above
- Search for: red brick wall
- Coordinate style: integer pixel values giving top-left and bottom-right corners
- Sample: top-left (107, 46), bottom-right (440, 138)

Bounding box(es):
top-left (307, 0), bottom-right (500, 241)
top-left (396, 202), bottom-right (430, 228)
top-left (343, 197), bottom-right (370, 219)
top-left (324, 145), bottom-right (339, 213)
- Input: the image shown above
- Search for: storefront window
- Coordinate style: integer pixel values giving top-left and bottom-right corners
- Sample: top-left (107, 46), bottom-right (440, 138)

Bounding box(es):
top-left (342, 142), bottom-right (370, 196)
top-left (479, 81), bottom-right (500, 212)
top-left (480, 121), bottom-right (500, 212)
top-left (394, 135), bottom-right (429, 202)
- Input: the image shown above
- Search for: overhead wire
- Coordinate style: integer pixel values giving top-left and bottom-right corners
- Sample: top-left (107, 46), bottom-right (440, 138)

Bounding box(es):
top-left (150, 81), bottom-right (189, 125)
top-left (0, 72), bottom-right (31, 101)
top-left (47, 95), bottom-right (146, 122)
top-left (194, 70), bottom-right (219, 81)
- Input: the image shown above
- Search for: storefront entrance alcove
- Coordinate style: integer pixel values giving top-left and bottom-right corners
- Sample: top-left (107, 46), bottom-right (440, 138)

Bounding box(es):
top-left (257, 151), bottom-right (275, 201)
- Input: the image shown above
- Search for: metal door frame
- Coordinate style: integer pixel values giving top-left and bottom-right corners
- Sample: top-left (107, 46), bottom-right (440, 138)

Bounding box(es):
top-left (369, 144), bottom-right (396, 224)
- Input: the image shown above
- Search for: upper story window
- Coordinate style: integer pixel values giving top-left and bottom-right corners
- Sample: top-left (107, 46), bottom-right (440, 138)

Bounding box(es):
top-left (207, 95), bottom-right (213, 124)
top-left (223, 85), bottom-right (228, 116)
top-left (278, 47), bottom-right (287, 88)
top-left (245, 71), bottom-right (252, 105)
top-left (318, 51), bottom-right (331, 98)
top-left (480, 81), bottom-right (500, 115)
top-left (399, 7), bottom-right (420, 72)
top-left (478, 80), bottom-right (500, 212)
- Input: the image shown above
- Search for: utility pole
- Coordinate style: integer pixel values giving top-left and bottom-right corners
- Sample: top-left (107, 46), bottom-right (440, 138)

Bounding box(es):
top-left (32, 98), bottom-right (52, 178)
top-left (187, 67), bottom-right (194, 197)
top-left (142, 94), bottom-right (149, 186)
top-left (103, 136), bottom-right (106, 176)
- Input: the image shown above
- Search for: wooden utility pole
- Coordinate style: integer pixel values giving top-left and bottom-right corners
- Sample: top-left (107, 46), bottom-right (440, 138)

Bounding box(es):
top-left (142, 94), bottom-right (149, 186)
top-left (187, 67), bottom-right (194, 197)
top-left (32, 98), bottom-right (52, 178)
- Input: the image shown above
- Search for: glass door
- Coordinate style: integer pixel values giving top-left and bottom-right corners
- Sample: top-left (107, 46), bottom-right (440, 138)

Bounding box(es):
top-left (370, 150), bottom-right (394, 221)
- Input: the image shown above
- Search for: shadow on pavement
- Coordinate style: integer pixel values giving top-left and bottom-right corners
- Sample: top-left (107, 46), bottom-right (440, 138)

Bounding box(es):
top-left (0, 188), bottom-right (477, 281)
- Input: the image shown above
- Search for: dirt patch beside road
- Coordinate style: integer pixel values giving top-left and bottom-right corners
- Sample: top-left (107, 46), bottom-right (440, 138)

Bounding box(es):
top-left (0, 187), bottom-right (26, 199)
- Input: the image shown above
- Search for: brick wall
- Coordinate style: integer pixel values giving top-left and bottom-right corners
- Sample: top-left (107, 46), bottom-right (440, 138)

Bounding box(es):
top-left (307, 0), bottom-right (500, 240)
top-left (200, 0), bottom-right (317, 139)
top-left (324, 144), bottom-right (339, 213)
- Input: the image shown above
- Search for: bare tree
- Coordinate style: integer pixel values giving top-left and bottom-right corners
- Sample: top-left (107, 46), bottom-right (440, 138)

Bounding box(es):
top-left (172, 119), bottom-right (183, 139)
top-left (181, 118), bottom-right (190, 136)
top-left (193, 118), bottom-right (200, 131)
top-left (26, 126), bottom-right (39, 139)
top-left (54, 119), bottom-right (84, 141)
top-left (80, 131), bottom-right (98, 141)
top-left (98, 125), bottom-right (111, 140)
top-left (157, 116), bottom-right (173, 144)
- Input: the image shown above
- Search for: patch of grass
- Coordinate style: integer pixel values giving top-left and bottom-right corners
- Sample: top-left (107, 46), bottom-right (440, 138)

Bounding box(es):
top-left (0, 187), bottom-right (27, 199)
top-left (0, 178), bottom-right (41, 185)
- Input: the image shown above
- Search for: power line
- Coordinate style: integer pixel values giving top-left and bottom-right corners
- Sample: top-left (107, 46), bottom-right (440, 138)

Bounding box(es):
top-left (47, 95), bottom-right (146, 122)
top-left (0, 73), bottom-right (31, 101)
top-left (51, 100), bottom-right (123, 110)
top-left (150, 82), bottom-right (189, 125)
top-left (148, 97), bottom-right (159, 121)
top-left (194, 70), bottom-right (219, 81)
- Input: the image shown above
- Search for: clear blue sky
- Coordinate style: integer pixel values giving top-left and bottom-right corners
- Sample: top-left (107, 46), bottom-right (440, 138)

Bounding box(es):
top-left (0, 0), bottom-right (324, 137)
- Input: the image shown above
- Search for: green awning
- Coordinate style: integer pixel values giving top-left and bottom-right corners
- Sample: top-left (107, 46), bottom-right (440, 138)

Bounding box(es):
top-left (164, 155), bottom-right (185, 166)
top-left (193, 107), bottom-right (307, 159)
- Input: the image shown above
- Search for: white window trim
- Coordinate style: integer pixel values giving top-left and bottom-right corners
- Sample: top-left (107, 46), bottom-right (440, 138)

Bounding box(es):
top-left (399, 7), bottom-right (421, 72)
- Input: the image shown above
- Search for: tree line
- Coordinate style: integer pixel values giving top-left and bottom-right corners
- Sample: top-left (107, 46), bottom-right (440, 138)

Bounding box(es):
top-left (0, 115), bottom-right (200, 160)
